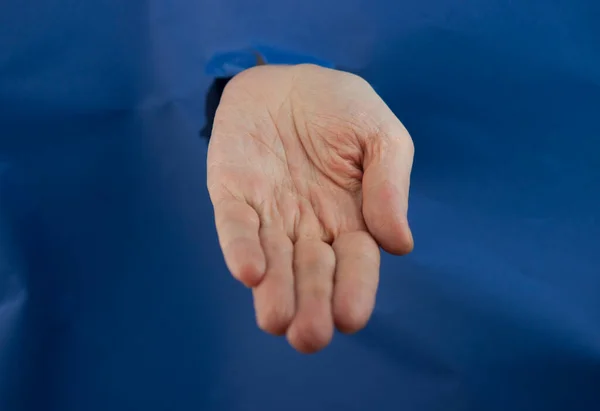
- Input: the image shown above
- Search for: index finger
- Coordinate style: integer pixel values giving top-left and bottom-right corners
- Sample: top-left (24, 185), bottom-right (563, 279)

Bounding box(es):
top-left (332, 231), bottom-right (380, 333)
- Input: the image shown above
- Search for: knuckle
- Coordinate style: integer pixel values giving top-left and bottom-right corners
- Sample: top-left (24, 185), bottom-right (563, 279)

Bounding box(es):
top-left (303, 283), bottom-right (333, 301)
top-left (262, 232), bottom-right (293, 254)
top-left (295, 240), bottom-right (336, 270)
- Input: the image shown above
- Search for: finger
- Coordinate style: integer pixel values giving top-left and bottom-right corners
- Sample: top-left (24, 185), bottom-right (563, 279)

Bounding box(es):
top-left (287, 239), bottom-right (336, 354)
top-left (213, 198), bottom-right (266, 287)
top-left (332, 231), bottom-right (380, 334)
top-left (252, 226), bottom-right (295, 335)
top-left (362, 114), bottom-right (415, 255)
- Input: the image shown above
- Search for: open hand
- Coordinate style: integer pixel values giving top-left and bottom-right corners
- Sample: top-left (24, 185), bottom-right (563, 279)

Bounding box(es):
top-left (207, 64), bottom-right (414, 353)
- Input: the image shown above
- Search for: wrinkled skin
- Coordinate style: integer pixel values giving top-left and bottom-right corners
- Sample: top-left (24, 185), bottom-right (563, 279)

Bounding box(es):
top-left (207, 64), bottom-right (414, 353)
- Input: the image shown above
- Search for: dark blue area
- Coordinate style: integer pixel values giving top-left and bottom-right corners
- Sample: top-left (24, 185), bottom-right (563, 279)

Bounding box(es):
top-left (1, 1), bottom-right (599, 410)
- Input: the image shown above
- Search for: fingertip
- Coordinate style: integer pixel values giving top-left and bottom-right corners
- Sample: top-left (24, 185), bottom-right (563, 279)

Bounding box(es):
top-left (363, 179), bottom-right (414, 256)
top-left (332, 279), bottom-right (375, 334)
top-left (333, 300), bottom-right (371, 334)
top-left (225, 238), bottom-right (266, 287)
top-left (255, 302), bottom-right (294, 336)
top-left (379, 220), bottom-right (414, 256)
top-left (233, 259), bottom-right (265, 287)
top-left (286, 316), bottom-right (334, 354)
top-left (364, 212), bottom-right (414, 256)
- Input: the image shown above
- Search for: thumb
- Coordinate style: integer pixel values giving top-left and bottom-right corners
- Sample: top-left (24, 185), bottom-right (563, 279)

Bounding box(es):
top-left (362, 115), bottom-right (415, 255)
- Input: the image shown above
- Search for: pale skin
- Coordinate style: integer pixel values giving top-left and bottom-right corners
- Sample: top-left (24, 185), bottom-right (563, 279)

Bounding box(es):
top-left (207, 64), bottom-right (414, 353)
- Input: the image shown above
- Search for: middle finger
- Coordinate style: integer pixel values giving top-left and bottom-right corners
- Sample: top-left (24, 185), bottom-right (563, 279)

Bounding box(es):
top-left (287, 239), bottom-right (336, 354)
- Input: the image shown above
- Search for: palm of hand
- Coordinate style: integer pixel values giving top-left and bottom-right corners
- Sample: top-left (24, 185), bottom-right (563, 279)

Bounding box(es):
top-left (207, 64), bottom-right (414, 353)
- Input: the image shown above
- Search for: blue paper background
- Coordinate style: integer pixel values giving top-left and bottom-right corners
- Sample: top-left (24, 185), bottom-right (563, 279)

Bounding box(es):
top-left (1, 1), bottom-right (599, 410)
